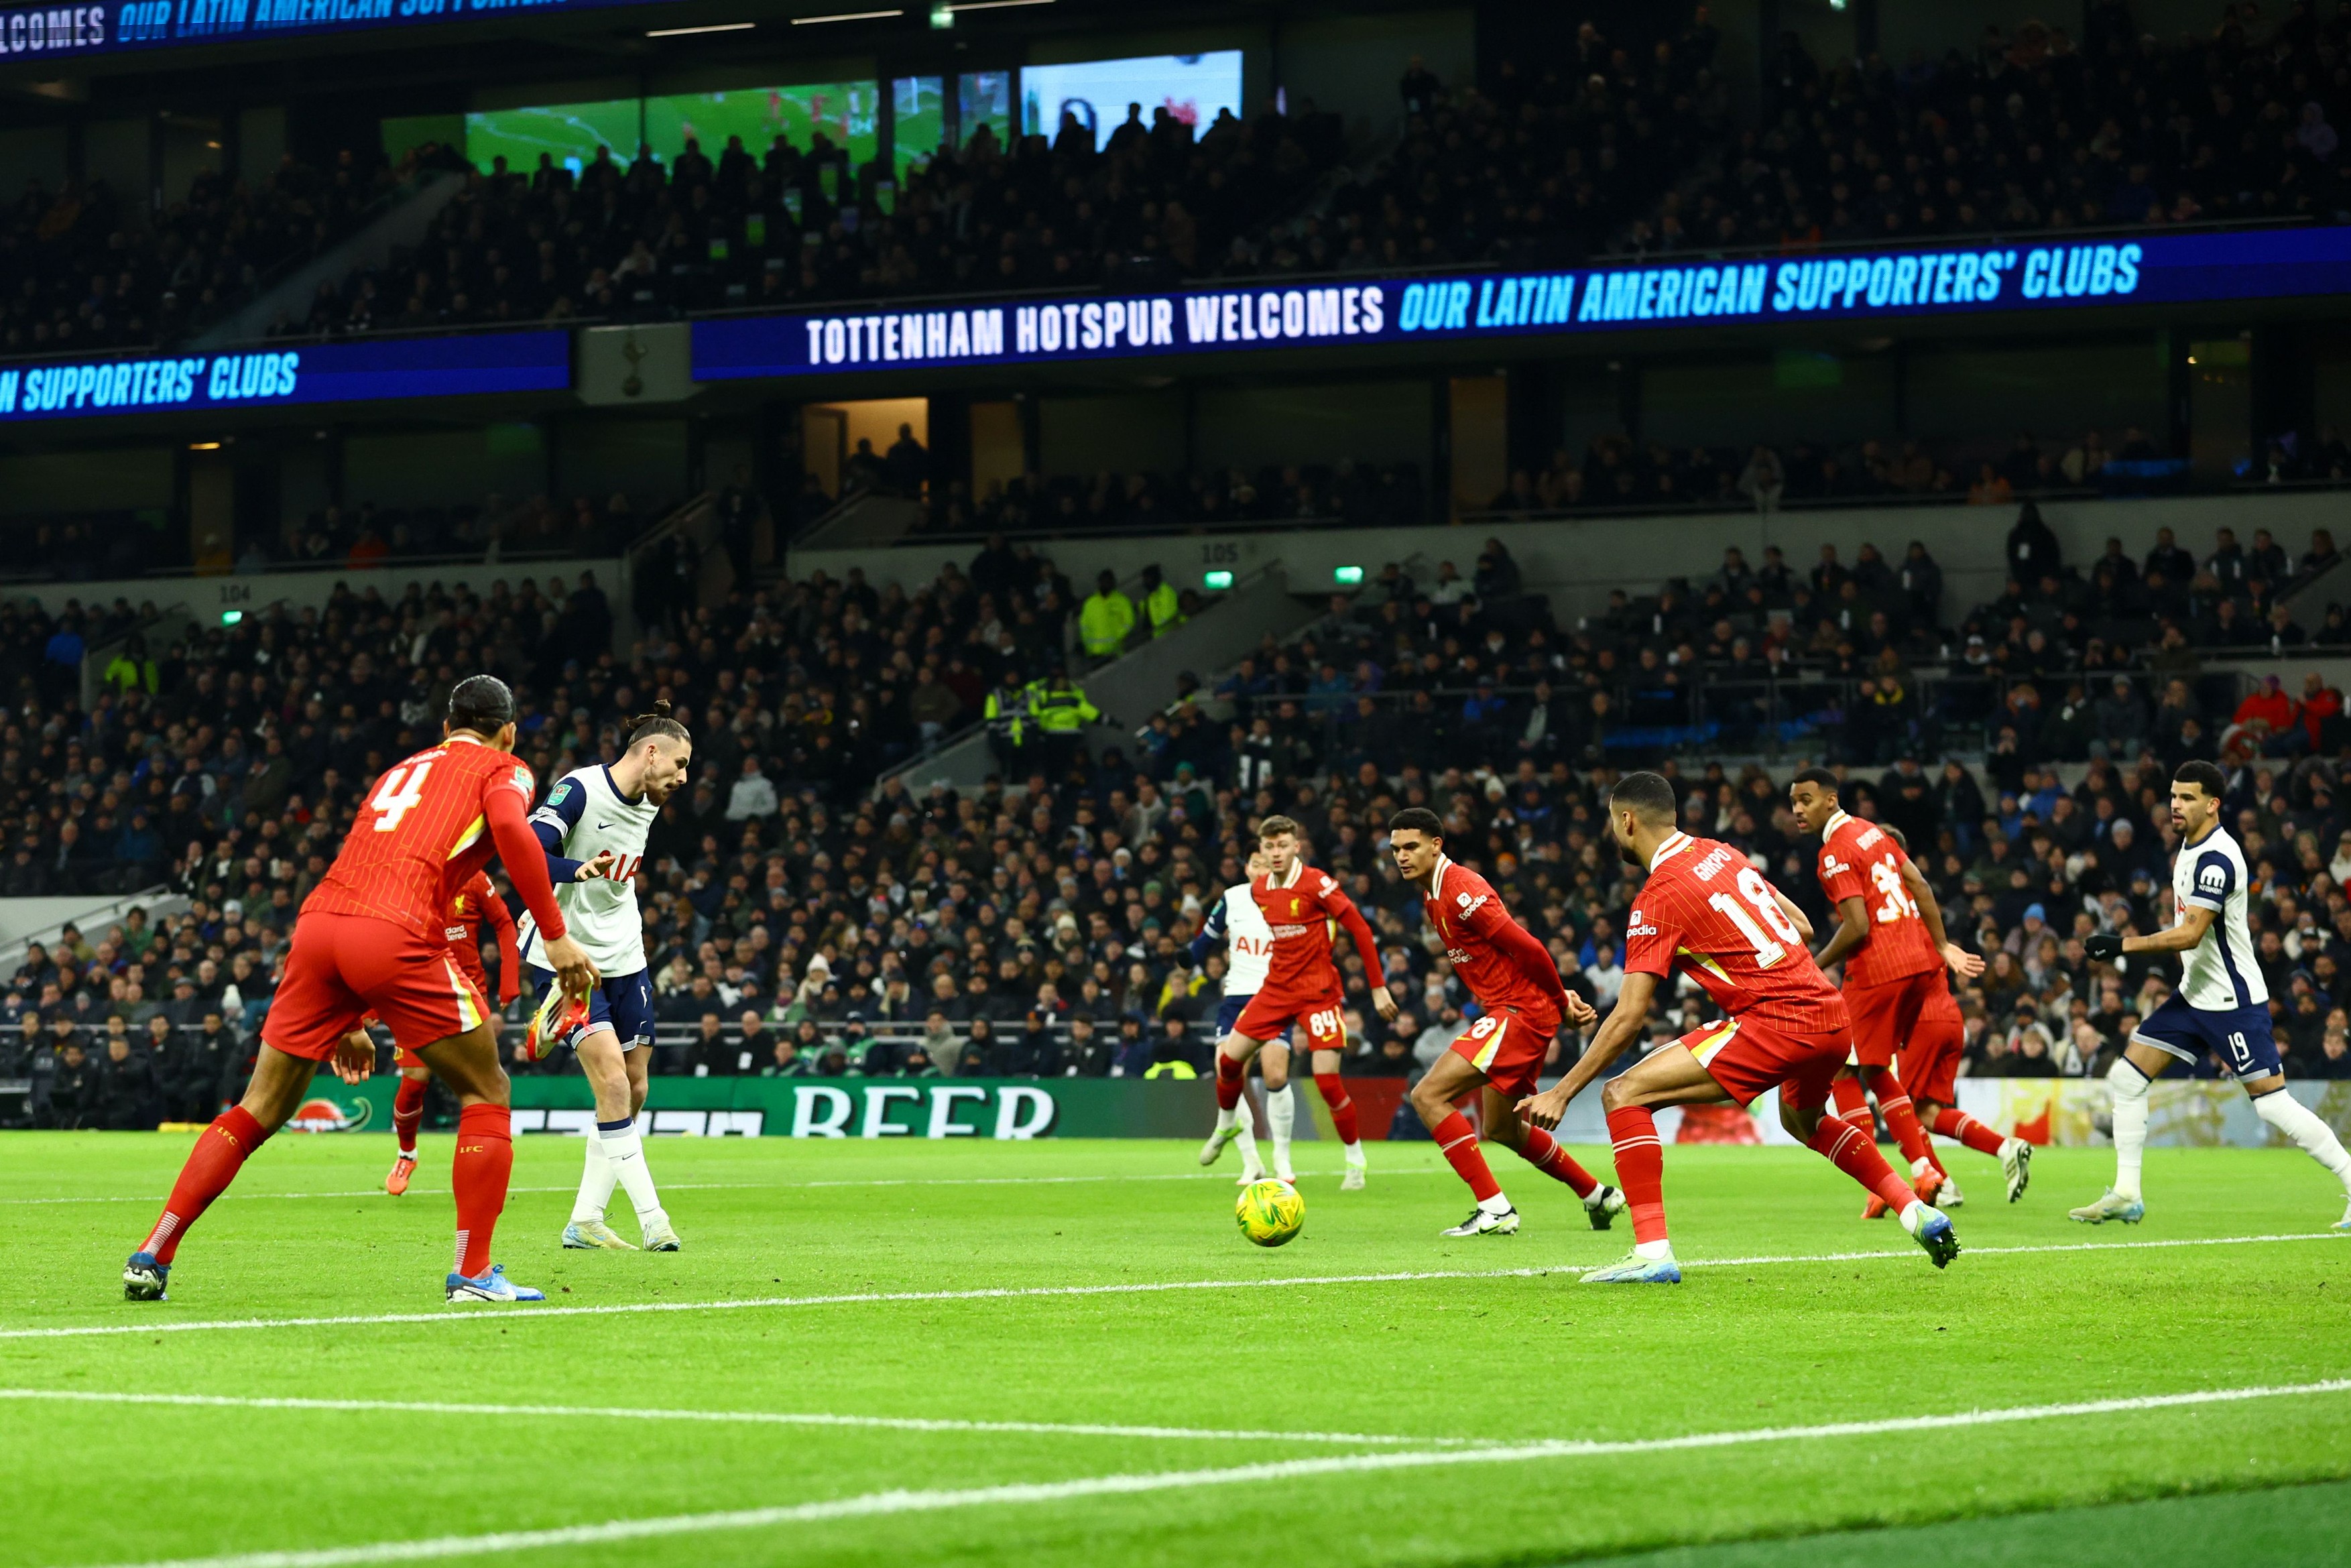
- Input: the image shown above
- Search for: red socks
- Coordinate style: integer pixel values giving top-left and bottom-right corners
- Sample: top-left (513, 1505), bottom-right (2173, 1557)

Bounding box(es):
top-left (1431, 1110), bottom-right (1502, 1201)
top-left (1933, 1106), bottom-right (2007, 1157)
top-left (450, 1103), bottom-right (514, 1277)
top-left (1313, 1072), bottom-right (1361, 1145)
top-left (1519, 1126), bottom-right (1600, 1197)
top-left (1829, 1073), bottom-right (1872, 1138)
top-left (141, 1106), bottom-right (270, 1264)
top-left (393, 1077), bottom-right (428, 1155)
top-left (1864, 1067), bottom-right (1936, 1171)
top-left (1809, 1115), bottom-right (1915, 1213)
top-left (1213, 1051), bottom-right (1245, 1112)
top-left (1605, 1106), bottom-right (1667, 1244)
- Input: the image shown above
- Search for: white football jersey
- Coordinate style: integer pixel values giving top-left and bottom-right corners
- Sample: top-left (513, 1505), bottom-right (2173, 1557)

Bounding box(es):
top-left (2169, 823), bottom-right (2265, 1011)
top-left (1222, 880), bottom-right (1275, 996)
top-left (518, 764), bottom-right (656, 977)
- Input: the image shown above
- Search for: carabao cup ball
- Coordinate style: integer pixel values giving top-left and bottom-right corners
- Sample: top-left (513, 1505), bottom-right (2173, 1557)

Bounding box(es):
top-left (1236, 1179), bottom-right (1305, 1246)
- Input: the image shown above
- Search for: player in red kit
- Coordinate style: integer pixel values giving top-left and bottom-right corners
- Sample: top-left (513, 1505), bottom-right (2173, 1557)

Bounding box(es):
top-left (384, 869), bottom-right (522, 1197)
top-left (1787, 769), bottom-right (1989, 1217)
top-left (1518, 772), bottom-right (1958, 1282)
top-left (124, 675), bottom-right (598, 1305)
top-left (1876, 825), bottom-right (2033, 1207)
top-left (1387, 808), bottom-right (1624, 1237)
top-left (1199, 814), bottom-right (1394, 1189)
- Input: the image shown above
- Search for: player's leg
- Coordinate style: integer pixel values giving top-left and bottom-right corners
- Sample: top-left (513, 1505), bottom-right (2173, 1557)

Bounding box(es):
top-left (1408, 1048), bottom-right (1516, 1234)
top-left (414, 1016), bottom-right (539, 1301)
top-left (1306, 1005), bottom-right (1367, 1185)
top-left (1256, 1042), bottom-right (1294, 1184)
top-left (1480, 1083), bottom-right (1626, 1228)
top-left (387, 1052), bottom-right (430, 1195)
top-left (2073, 1005), bottom-right (2190, 1221)
top-left (1579, 1040), bottom-right (1729, 1281)
top-left (127, 916), bottom-right (367, 1299)
top-left (125, 1042), bottom-right (323, 1299)
top-left (1780, 1076), bottom-right (1958, 1266)
top-left (1827, 1067), bottom-right (1872, 1139)
top-left (2226, 1011), bottom-right (2351, 1223)
top-left (595, 973), bottom-right (675, 1248)
top-left (562, 1023), bottom-right (638, 1250)
top-left (1203, 997), bottom-right (1277, 1164)
top-left (1853, 977), bottom-right (1941, 1205)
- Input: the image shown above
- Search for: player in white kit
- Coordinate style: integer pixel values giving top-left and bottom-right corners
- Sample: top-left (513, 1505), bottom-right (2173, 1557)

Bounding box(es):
top-left (2073, 760), bottom-right (2351, 1229)
top-left (1189, 852), bottom-right (1271, 1184)
top-left (518, 703), bottom-right (694, 1251)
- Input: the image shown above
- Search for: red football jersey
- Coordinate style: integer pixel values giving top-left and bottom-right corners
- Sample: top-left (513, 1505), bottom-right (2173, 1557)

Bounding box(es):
top-left (1919, 975), bottom-right (1962, 1027)
top-left (444, 869), bottom-right (520, 1002)
top-left (1252, 859), bottom-right (1354, 998)
top-left (303, 735), bottom-right (537, 943)
top-left (1624, 831), bottom-right (1846, 1032)
top-left (1815, 809), bottom-right (1943, 988)
top-left (1423, 852), bottom-right (1559, 1024)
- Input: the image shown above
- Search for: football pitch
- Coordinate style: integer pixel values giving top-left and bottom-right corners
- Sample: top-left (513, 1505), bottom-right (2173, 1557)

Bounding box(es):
top-left (3, 1133), bottom-right (2350, 1567)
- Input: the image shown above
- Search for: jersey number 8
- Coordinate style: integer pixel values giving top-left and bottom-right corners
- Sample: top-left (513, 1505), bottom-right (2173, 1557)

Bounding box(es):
top-left (1707, 867), bottom-right (1805, 969)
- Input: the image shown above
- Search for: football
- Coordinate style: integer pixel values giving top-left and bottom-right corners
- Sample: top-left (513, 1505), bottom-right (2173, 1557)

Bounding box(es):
top-left (1235, 1179), bottom-right (1305, 1246)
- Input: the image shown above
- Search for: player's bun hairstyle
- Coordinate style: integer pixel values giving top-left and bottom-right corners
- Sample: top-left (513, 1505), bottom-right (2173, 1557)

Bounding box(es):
top-left (1388, 806), bottom-right (1443, 838)
top-left (447, 674), bottom-right (516, 735)
top-left (627, 699), bottom-right (691, 749)
top-left (1609, 770), bottom-right (1679, 825)
top-left (1791, 765), bottom-right (1840, 796)
top-left (2173, 759), bottom-right (2227, 798)
top-left (1257, 814), bottom-right (1302, 840)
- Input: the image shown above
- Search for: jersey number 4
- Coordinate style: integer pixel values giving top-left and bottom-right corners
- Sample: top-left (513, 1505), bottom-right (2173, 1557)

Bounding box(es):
top-left (1707, 868), bottom-right (1806, 969)
top-left (369, 760), bottom-right (435, 832)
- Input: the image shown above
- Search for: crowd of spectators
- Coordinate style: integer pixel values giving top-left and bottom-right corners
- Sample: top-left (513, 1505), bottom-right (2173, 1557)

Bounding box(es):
top-left (265, 95), bottom-right (1349, 340)
top-left (917, 458), bottom-right (1431, 536)
top-left (13, 499), bottom-right (2351, 1128)
top-left (0, 151), bottom-right (400, 358)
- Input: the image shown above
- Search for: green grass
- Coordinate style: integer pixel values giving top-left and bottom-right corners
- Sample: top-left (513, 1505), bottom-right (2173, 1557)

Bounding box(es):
top-left (1, 1133), bottom-right (2349, 1567)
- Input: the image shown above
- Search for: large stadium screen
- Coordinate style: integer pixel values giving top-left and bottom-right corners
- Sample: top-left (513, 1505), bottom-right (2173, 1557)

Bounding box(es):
top-left (893, 76), bottom-right (946, 180)
top-left (1018, 52), bottom-right (1242, 152)
top-left (465, 97), bottom-right (645, 176)
top-left (644, 81), bottom-right (880, 168)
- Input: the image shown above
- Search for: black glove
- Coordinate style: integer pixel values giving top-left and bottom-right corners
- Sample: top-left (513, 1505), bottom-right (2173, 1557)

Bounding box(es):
top-left (2084, 932), bottom-right (2124, 963)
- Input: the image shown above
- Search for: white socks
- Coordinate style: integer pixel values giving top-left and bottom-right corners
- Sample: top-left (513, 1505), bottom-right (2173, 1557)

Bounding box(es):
top-left (597, 1118), bottom-right (668, 1228)
top-left (1477, 1192), bottom-right (1513, 1215)
top-left (1214, 1103), bottom-right (1238, 1132)
top-left (570, 1126), bottom-right (617, 1223)
top-left (2108, 1059), bottom-right (2151, 1200)
top-left (1633, 1239), bottom-right (1673, 1260)
top-left (2254, 1089), bottom-right (2351, 1195)
top-left (1897, 1200), bottom-right (1927, 1234)
top-left (1231, 1098), bottom-right (1261, 1173)
top-left (1266, 1081), bottom-right (1296, 1175)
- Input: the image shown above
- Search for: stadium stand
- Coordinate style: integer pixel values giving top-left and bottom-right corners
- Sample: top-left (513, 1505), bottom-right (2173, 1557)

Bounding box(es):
top-left (11, 502), bottom-right (2351, 1126)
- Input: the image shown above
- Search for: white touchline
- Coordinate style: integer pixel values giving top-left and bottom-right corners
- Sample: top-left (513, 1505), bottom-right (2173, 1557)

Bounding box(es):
top-left (68, 1379), bottom-right (2351, 1568)
top-left (0, 1168), bottom-right (1448, 1206)
top-left (0, 1389), bottom-right (1494, 1449)
top-left (2, 1230), bottom-right (2340, 1342)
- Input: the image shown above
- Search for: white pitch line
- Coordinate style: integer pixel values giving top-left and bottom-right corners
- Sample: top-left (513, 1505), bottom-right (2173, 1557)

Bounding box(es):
top-left (0, 1168), bottom-right (1445, 1207)
top-left (71, 1378), bottom-right (2351, 1568)
top-left (3, 1229), bottom-right (2340, 1343)
top-left (0, 1388), bottom-right (1490, 1448)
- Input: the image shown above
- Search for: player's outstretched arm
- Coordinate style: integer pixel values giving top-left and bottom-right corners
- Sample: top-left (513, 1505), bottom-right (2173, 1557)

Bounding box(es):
top-left (1898, 855), bottom-right (1983, 977)
top-left (486, 788), bottom-right (598, 998)
top-left (1487, 912), bottom-right (1571, 1014)
top-left (2088, 904), bottom-right (2212, 960)
top-left (1517, 971), bottom-right (1655, 1130)
top-left (1329, 892), bottom-right (1395, 1018)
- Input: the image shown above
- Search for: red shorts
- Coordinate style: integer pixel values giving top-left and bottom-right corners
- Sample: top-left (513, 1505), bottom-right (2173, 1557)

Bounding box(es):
top-left (1681, 1015), bottom-right (1849, 1109)
top-left (264, 912), bottom-right (491, 1061)
top-left (1446, 1006), bottom-right (1559, 1101)
top-left (1235, 988), bottom-right (1347, 1054)
top-left (1897, 1009), bottom-right (1966, 1107)
top-left (1845, 969), bottom-right (1942, 1068)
